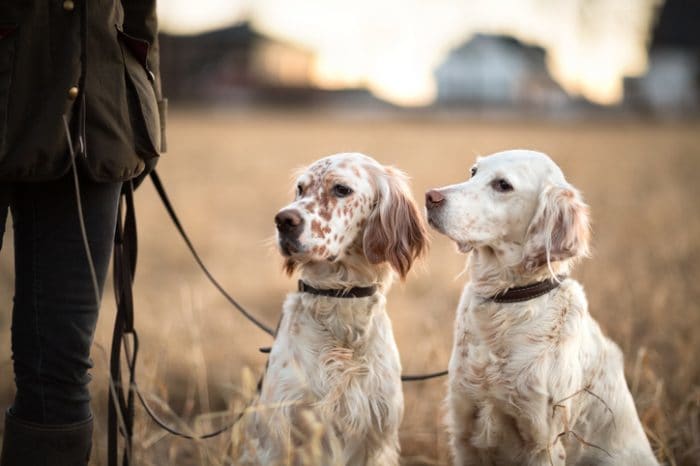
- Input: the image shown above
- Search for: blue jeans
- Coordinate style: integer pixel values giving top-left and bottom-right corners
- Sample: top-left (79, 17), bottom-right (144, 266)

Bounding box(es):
top-left (0, 172), bottom-right (121, 424)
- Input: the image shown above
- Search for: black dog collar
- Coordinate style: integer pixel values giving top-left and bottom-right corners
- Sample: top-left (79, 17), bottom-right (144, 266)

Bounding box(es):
top-left (490, 276), bottom-right (566, 303)
top-left (298, 280), bottom-right (377, 298)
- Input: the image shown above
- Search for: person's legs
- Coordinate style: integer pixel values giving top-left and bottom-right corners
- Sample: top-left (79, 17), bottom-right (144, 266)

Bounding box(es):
top-left (0, 171), bottom-right (121, 466)
top-left (9, 172), bottom-right (121, 424)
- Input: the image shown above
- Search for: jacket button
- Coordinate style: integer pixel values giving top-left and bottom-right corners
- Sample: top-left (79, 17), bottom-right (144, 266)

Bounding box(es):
top-left (68, 86), bottom-right (79, 100)
top-left (63, 0), bottom-right (75, 11)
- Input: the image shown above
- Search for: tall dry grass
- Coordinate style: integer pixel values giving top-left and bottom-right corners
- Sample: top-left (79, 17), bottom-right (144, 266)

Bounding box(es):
top-left (1, 109), bottom-right (699, 465)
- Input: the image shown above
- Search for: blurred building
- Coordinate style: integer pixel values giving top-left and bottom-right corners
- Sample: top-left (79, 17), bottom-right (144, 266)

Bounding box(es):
top-left (434, 35), bottom-right (570, 111)
top-left (623, 0), bottom-right (700, 116)
top-left (159, 1), bottom-right (700, 117)
top-left (160, 23), bottom-right (318, 103)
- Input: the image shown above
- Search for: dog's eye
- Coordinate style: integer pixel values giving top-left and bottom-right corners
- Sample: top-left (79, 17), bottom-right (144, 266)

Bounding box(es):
top-left (332, 184), bottom-right (353, 198)
top-left (296, 184), bottom-right (304, 197)
top-left (470, 166), bottom-right (477, 178)
top-left (492, 179), bottom-right (513, 192)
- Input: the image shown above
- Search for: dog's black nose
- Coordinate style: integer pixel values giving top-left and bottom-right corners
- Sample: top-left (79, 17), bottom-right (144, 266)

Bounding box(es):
top-left (275, 209), bottom-right (304, 237)
top-left (425, 189), bottom-right (445, 209)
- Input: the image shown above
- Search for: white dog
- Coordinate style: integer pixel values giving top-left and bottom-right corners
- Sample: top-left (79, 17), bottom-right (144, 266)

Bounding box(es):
top-left (235, 153), bottom-right (427, 465)
top-left (425, 150), bottom-right (657, 466)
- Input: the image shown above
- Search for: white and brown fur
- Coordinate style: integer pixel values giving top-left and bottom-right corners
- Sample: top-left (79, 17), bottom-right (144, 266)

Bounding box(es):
top-left (426, 150), bottom-right (658, 466)
top-left (235, 153), bottom-right (427, 465)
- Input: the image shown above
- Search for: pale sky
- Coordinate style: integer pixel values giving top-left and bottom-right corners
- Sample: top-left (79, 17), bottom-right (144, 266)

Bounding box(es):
top-left (157, 0), bottom-right (662, 106)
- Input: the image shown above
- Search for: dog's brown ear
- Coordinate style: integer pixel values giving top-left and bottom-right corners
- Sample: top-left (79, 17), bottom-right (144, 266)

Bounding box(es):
top-left (522, 183), bottom-right (590, 272)
top-left (363, 167), bottom-right (428, 279)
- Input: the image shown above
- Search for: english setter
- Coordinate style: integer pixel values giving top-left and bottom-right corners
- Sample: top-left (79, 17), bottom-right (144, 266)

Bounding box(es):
top-left (426, 150), bottom-right (657, 465)
top-left (235, 153), bottom-right (427, 465)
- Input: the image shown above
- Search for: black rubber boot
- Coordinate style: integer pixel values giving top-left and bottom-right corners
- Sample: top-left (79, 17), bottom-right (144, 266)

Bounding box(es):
top-left (0, 409), bottom-right (93, 466)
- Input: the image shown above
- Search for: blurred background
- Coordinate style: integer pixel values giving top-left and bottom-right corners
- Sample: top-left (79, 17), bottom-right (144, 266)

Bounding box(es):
top-left (1, 0), bottom-right (699, 465)
top-left (155, 0), bottom-right (698, 116)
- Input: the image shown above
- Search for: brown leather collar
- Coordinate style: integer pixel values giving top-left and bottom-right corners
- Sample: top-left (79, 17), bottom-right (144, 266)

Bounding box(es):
top-left (298, 280), bottom-right (377, 299)
top-left (489, 276), bottom-right (566, 303)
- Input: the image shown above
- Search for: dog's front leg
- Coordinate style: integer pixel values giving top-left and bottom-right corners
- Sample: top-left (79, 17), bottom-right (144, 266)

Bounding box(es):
top-left (446, 388), bottom-right (484, 466)
top-left (514, 394), bottom-right (567, 466)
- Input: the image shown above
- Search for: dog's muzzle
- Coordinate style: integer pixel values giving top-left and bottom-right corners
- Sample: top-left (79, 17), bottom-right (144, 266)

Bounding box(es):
top-left (425, 189), bottom-right (446, 232)
top-left (275, 209), bottom-right (304, 255)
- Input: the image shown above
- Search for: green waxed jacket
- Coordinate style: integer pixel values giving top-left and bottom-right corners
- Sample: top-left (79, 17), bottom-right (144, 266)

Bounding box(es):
top-left (0, 0), bottom-right (166, 182)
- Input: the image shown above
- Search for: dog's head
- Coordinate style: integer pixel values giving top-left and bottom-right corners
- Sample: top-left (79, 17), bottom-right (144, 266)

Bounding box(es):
top-left (275, 152), bottom-right (427, 280)
top-left (426, 150), bottom-right (590, 276)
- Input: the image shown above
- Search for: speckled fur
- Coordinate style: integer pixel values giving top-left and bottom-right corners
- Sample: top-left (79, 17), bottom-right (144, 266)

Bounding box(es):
top-left (427, 150), bottom-right (657, 466)
top-left (236, 153), bottom-right (427, 465)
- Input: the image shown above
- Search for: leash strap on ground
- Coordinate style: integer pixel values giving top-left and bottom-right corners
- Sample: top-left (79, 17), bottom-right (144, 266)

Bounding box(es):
top-left (133, 384), bottom-right (244, 440)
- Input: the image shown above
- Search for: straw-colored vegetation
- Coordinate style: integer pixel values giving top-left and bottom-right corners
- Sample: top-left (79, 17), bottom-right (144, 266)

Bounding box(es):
top-left (1, 109), bottom-right (698, 465)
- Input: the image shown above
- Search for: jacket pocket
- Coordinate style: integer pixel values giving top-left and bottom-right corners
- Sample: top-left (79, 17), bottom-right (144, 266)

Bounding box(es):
top-left (116, 27), bottom-right (161, 157)
top-left (0, 25), bottom-right (16, 159)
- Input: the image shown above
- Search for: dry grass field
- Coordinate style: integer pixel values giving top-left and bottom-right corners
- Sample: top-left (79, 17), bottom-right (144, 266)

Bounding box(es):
top-left (1, 109), bottom-right (699, 465)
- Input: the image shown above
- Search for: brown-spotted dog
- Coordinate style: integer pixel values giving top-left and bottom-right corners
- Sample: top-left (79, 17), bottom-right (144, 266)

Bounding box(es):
top-left (235, 153), bottom-right (428, 465)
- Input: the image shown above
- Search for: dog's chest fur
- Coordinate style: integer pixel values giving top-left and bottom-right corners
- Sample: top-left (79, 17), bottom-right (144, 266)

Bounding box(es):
top-left (447, 279), bottom-right (659, 465)
top-left (454, 284), bottom-right (578, 395)
top-left (259, 291), bottom-right (403, 463)
top-left (449, 281), bottom-right (590, 450)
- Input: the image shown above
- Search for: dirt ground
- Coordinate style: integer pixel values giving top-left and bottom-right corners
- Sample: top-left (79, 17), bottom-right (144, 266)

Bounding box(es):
top-left (1, 109), bottom-right (699, 465)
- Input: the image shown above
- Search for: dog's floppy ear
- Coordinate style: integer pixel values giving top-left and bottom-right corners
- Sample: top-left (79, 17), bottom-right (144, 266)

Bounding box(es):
top-left (363, 167), bottom-right (428, 279)
top-left (522, 183), bottom-right (590, 273)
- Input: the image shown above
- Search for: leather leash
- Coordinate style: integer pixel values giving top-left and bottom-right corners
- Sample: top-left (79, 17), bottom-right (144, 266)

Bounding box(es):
top-left (150, 170), bottom-right (276, 336)
top-left (102, 169), bottom-right (450, 463)
top-left (108, 184), bottom-right (138, 466)
top-left (104, 173), bottom-right (566, 459)
top-left (151, 170), bottom-right (448, 382)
